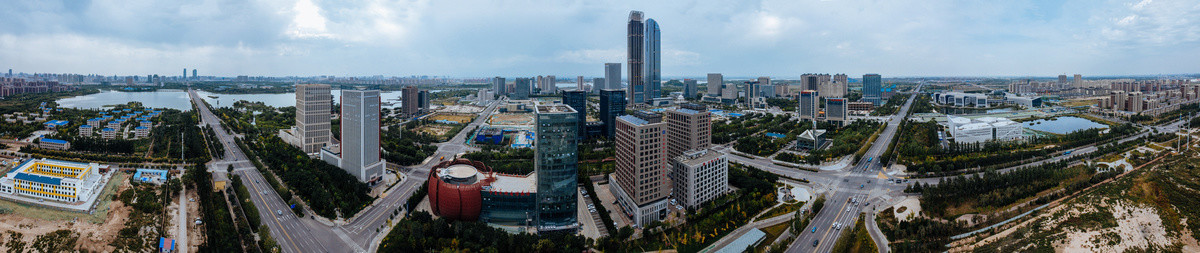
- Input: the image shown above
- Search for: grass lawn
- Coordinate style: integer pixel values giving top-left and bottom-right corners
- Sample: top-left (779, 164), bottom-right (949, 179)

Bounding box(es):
top-left (760, 201), bottom-right (804, 220)
top-left (754, 221), bottom-right (792, 252)
top-left (832, 214), bottom-right (879, 253)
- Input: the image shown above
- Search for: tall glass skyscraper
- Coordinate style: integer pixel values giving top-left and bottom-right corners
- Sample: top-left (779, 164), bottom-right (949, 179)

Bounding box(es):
top-left (534, 104), bottom-right (579, 231)
top-left (863, 74), bottom-right (882, 106)
top-left (644, 18), bottom-right (661, 101)
top-left (627, 11), bottom-right (645, 104)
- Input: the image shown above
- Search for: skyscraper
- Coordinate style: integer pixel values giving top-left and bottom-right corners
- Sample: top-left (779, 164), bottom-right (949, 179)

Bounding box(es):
top-left (665, 103), bottom-right (711, 159)
top-left (183, 68), bottom-right (187, 79)
top-left (599, 89), bottom-right (627, 138)
top-left (1058, 74), bottom-right (1068, 85)
top-left (563, 91), bottom-right (588, 140)
top-left (1073, 74), bottom-right (1082, 87)
top-left (613, 111), bottom-right (670, 226)
top-left (324, 90), bottom-right (384, 183)
top-left (545, 75), bottom-right (557, 94)
top-left (534, 104), bottom-right (579, 231)
top-left (402, 85), bottom-right (420, 116)
top-left (604, 63), bottom-right (621, 91)
top-left (513, 78), bottom-right (531, 100)
top-left (192, 69), bottom-right (197, 79)
top-left (295, 84), bottom-right (332, 153)
top-left (417, 90), bottom-right (429, 110)
top-left (493, 77), bottom-right (506, 96)
top-left (683, 79), bottom-right (698, 99)
top-left (576, 76), bottom-right (585, 91)
top-left (834, 74), bottom-right (848, 84)
top-left (592, 78), bottom-right (605, 94)
top-left (707, 73), bottom-right (723, 96)
top-left (826, 98), bottom-right (847, 126)
top-left (863, 74), bottom-right (882, 106)
top-left (627, 11), bottom-right (646, 104)
top-left (644, 18), bottom-right (662, 101)
top-left (799, 90), bottom-right (818, 121)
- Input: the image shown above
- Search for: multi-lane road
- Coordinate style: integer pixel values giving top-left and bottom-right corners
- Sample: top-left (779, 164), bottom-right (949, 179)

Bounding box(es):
top-left (190, 88), bottom-right (501, 253)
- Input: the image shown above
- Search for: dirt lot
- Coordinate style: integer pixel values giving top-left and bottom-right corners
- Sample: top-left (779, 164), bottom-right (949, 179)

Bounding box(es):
top-left (488, 113), bottom-right (534, 126)
top-left (0, 173), bottom-right (131, 252)
top-left (428, 113), bottom-right (475, 124)
top-left (416, 125), bottom-right (455, 136)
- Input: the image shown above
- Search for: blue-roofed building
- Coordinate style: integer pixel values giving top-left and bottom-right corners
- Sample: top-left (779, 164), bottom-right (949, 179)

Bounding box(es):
top-left (0, 158), bottom-right (106, 203)
top-left (79, 124), bottom-right (93, 136)
top-left (43, 120), bottom-right (68, 129)
top-left (135, 126), bottom-right (150, 138)
top-left (140, 120), bottom-right (152, 128)
top-left (714, 228), bottom-right (766, 253)
top-left (87, 117), bottom-right (104, 127)
top-left (134, 169), bottom-right (169, 184)
top-left (36, 138), bottom-right (70, 150)
top-left (101, 128), bottom-right (116, 139)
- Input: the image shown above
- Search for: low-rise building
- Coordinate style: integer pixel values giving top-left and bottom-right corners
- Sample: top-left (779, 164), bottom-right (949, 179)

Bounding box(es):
top-left (134, 126), bottom-right (150, 138)
top-left (934, 92), bottom-right (990, 108)
top-left (0, 158), bottom-right (104, 203)
top-left (101, 128), bottom-right (116, 139)
top-left (37, 138), bottom-right (70, 150)
top-left (139, 120), bottom-right (152, 128)
top-left (43, 120), bottom-right (68, 129)
top-left (795, 129), bottom-right (827, 150)
top-left (669, 148), bottom-right (728, 209)
top-left (946, 116), bottom-right (1023, 143)
top-left (78, 125), bottom-right (93, 136)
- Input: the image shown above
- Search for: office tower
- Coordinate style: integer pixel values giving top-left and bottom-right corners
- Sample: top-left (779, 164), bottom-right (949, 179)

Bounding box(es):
top-left (612, 111), bottom-right (670, 226)
top-left (604, 63), bottom-right (622, 91)
top-left (757, 76), bottom-right (772, 98)
top-left (826, 98), bottom-right (847, 126)
top-left (402, 85), bottom-right (420, 116)
top-left (1073, 74), bottom-right (1082, 87)
top-left (147, 75), bottom-right (152, 83)
top-left (1058, 75), bottom-right (1068, 85)
top-left (563, 91), bottom-right (588, 140)
top-left (863, 74), bottom-right (882, 106)
top-left (669, 148), bottom-right (727, 209)
top-left (513, 78), bottom-right (531, 100)
top-left (493, 77), bottom-right (506, 96)
top-left (599, 89), bottom-right (627, 138)
top-left (722, 85), bottom-right (738, 100)
top-left (193, 69), bottom-right (197, 79)
top-left (7, 69), bottom-right (10, 77)
top-left (577, 76), bottom-right (585, 91)
top-left (665, 103), bottom-right (711, 159)
top-left (683, 79), bottom-right (698, 99)
top-left (546, 75), bottom-right (557, 94)
top-left (644, 18), bottom-right (661, 101)
top-left (745, 80), bottom-right (758, 107)
top-left (799, 90), bottom-right (818, 121)
top-left (295, 84), bottom-right (332, 153)
top-left (757, 77), bottom-right (771, 87)
top-left (418, 90), bottom-right (429, 110)
top-left (707, 73), bottom-right (723, 96)
top-left (592, 78), bottom-right (605, 94)
top-left (534, 104), bottom-right (579, 231)
top-left (537, 75), bottom-right (544, 91)
top-left (627, 11), bottom-right (646, 104)
top-left (183, 68), bottom-right (187, 79)
top-left (802, 74), bottom-right (820, 91)
top-left (334, 90), bottom-right (385, 182)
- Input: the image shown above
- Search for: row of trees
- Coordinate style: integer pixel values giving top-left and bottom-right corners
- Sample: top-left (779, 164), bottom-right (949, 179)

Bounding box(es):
top-left (248, 135), bottom-right (373, 219)
top-left (380, 125), bottom-right (437, 166)
top-left (907, 161), bottom-right (1088, 217)
top-left (379, 211), bottom-right (591, 252)
top-left (186, 164), bottom-right (246, 252)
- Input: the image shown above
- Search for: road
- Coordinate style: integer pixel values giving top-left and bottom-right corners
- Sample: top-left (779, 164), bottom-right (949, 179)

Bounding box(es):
top-left (190, 88), bottom-right (501, 253)
top-left (785, 82), bottom-right (923, 252)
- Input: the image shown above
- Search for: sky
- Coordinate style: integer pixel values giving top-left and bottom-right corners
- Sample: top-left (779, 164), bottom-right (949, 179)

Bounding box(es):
top-left (1, 0), bottom-right (1198, 78)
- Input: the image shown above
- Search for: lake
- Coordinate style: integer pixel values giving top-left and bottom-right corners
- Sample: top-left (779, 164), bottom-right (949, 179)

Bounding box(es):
top-left (55, 89), bottom-right (414, 111)
top-left (1023, 116), bottom-right (1108, 134)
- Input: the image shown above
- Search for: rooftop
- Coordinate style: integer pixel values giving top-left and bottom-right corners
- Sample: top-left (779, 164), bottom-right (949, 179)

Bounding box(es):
top-left (40, 138), bottom-right (68, 144)
top-left (487, 173), bottom-right (537, 194)
top-left (674, 149), bottom-right (725, 167)
top-left (535, 104), bottom-right (576, 114)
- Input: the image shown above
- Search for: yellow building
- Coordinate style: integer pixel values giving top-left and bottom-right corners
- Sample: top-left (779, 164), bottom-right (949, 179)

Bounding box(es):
top-left (0, 158), bottom-right (104, 203)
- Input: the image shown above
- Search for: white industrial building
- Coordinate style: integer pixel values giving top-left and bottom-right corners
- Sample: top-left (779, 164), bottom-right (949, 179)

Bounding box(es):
top-left (946, 116), bottom-right (1023, 143)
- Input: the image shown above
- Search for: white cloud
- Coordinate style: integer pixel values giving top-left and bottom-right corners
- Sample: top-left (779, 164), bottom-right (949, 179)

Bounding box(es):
top-left (286, 0), bottom-right (333, 39)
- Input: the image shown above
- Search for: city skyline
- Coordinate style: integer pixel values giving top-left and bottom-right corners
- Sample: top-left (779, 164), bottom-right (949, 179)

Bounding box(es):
top-left (2, 0), bottom-right (1198, 77)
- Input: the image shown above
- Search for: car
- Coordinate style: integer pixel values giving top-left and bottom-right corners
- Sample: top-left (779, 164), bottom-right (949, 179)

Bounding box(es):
top-left (812, 227), bottom-right (817, 233)
top-left (277, 210), bottom-right (282, 215)
top-left (813, 239), bottom-right (819, 247)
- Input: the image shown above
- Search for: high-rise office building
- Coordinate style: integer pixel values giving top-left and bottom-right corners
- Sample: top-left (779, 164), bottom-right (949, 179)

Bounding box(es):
top-left (826, 98), bottom-right (847, 126)
top-left (612, 111), bottom-right (670, 226)
top-left (665, 103), bottom-right (711, 159)
top-left (323, 90), bottom-right (385, 183)
top-left (493, 77), bottom-right (506, 96)
top-left (644, 18), bottom-right (662, 101)
top-left (669, 148), bottom-right (728, 209)
top-left (418, 90), bottom-right (429, 110)
top-left (1058, 74), bottom-right (1068, 85)
top-left (627, 11), bottom-right (646, 104)
top-left (1073, 74), bottom-right (1082, 87)
top-left (534, 104), bottom-right (579, 231)
top-left (604, 63), bottom-right (622, 91)
top-left (402, 85), bottom-right (420, 116)
top-left (192, 69), bottom-right (197, 79)
top-left (683, 79), bottom-right (698, 99)
top-left (545, 75), bottom-right (557, 94)
top-left (183, 68), bottom-right (187, 79)
top-left (577, 76), bottom-right (585, 91)
top-left (745, 80), bottom-right (758, 107)
top-left (295, 84), bottom-right (332, 153)
top-left (707, 73), bottom-right (723, 96)
top-left (513, 78), bottom-right (531, 100)
top-left (863, 74), bottom-right (882, 106)
top-left (562, 91), bottom-right (588, 140)
top-left (599, 89), bottom-right (627, 138)
top-left (592, 78), bottom-right (605, 94)
top-left (799, 90), bottom-right (818, 121)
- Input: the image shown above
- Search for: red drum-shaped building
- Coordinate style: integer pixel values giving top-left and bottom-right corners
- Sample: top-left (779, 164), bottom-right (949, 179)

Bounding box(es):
top-left (427, 159), bottom-right (494, 221)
